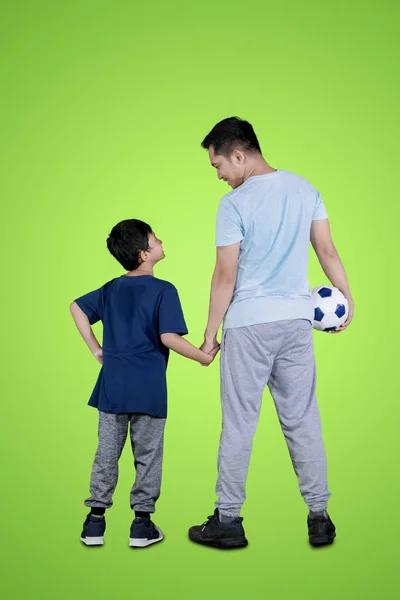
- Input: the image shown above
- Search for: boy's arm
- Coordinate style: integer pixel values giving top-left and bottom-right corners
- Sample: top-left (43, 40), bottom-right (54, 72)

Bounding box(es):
top-left (202, 243), bottom-right (240, 353)
top-left (310, 219), bottom-right (354, 332)
top-left (70, 301), bottom-right (103, 363)
top-left (160, 333), bottom-right (219, 366)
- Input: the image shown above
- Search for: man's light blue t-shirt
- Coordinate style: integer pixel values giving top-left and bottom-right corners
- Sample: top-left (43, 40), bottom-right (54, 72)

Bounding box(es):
top-left (216, 170), bottom-right (328, 329)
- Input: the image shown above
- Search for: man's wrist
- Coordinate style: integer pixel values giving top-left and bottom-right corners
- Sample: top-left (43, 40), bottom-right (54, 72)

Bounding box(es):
top-left (338, 288), bottom-right (353, 305)
top-left (204, 329), bottom-right (217, 342)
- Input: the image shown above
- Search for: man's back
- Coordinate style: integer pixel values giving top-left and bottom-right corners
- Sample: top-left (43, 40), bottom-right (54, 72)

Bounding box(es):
top-left (216, 170), bottom-right (328, 328)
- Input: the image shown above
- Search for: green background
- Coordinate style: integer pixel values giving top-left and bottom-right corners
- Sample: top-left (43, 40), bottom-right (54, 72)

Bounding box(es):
top-left (1, 1), bottom-right (399, 598)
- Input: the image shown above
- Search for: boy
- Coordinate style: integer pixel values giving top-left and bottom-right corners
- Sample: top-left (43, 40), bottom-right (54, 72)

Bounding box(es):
top-left (70, 219), bottom-right (218, 547)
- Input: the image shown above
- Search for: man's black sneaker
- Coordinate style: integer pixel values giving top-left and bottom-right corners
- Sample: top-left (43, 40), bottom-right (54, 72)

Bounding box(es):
top-left (80, 513), bottom-right (106, 546)
top-left (129, 517), bottom-right (163, 548)
top-left (188, 509), bottom-right (248, 549)
top-left (308, 511), bottom-right (336, 547)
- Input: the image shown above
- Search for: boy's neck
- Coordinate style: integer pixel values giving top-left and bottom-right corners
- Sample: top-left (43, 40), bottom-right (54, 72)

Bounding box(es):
top-left (126, 265), bottom-right (154, 277)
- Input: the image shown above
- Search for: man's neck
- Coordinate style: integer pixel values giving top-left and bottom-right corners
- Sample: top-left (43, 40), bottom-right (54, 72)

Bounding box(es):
top-left (244, 158), bottom-right (276, 182)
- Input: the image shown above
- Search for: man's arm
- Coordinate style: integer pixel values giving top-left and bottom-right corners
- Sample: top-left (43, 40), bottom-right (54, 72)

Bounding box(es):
top-left (202, 243), bottom-right (240, 352)
top-left (310, 219), bottom-right (354, 332)
top-left (70, 301), bottom-right (103, 363)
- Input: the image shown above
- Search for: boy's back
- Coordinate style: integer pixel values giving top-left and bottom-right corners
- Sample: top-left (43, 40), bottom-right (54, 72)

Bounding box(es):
top-left (75, 274), bottom-right (188, 416)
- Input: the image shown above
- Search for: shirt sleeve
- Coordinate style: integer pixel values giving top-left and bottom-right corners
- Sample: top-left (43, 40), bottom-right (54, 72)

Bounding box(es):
top-left (313, 191), bottom-right (328, 220)
top-left (158, 286), bottom-right (188, 336)
top-left (74, 285), bottom-right (107, 325)
top-left (215, 197), bottom-right (244, 246)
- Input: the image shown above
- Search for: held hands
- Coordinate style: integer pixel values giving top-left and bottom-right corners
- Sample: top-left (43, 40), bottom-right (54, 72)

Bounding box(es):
top-left (199, 336), bottom-right (220, 367)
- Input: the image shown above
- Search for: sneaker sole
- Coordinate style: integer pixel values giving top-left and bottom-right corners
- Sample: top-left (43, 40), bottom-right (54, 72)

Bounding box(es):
top-left (80, 536), bottom-right (104, 546)
top-left (129, 526), bottom-right (164, 548)
top-left (309, 533), bottom-right (336, 547)
top-left (189, 534), bottom-right (248, 549)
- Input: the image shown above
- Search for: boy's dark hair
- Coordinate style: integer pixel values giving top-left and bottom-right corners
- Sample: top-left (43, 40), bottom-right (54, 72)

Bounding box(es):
top-left (201, 116), bottom-right (262, 157)
top-left (107, 219), bottom-right (152, 270)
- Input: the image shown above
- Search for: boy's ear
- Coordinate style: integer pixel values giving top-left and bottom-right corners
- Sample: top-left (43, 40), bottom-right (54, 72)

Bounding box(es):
top-left (139, 249), bottom-right (148, 263)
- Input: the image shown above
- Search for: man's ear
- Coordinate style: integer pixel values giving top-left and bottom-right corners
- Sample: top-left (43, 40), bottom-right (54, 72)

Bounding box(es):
top-left (232, 149), bottom-right (245, 164)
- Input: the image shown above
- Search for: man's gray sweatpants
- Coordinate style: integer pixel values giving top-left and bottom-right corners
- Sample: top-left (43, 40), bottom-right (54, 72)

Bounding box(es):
top-left (85, 412), bottom-right (166, 513)
top-left (216, 319), bottom-right (331, 517)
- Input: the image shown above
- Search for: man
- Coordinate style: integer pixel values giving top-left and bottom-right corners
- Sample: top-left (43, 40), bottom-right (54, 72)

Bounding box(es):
top-left (188, 117), bottom-right (354, 549)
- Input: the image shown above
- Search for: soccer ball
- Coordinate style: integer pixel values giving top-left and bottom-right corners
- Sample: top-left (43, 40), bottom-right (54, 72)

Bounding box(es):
top-left (312, 286), bottom-right (349, 331)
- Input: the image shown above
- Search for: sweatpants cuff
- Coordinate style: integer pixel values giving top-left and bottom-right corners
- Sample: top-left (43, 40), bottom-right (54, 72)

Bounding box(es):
top-left (131, 505), bottom-right (155, 513)
top-left (308, 504), bottom-right (328, 513)
top-left (217, 509), bottom-right (241, 519)
top-left (84, 501), bottom-right (111, 509)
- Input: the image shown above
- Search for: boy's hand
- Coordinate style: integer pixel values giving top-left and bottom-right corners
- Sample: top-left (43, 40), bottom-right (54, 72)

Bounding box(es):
top-left (93, 348), bottom-right (103, 364)
top-left (200, 344), bottom-right (220, 367)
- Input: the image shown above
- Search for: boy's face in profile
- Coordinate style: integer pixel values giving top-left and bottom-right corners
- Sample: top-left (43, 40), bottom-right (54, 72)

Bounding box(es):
top-left (146, 231), bottom-right (165, 264)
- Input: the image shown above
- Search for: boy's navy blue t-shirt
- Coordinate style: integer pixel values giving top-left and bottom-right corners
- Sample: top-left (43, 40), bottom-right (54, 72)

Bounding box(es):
top-left (75, 275), bottom-right (188, 417)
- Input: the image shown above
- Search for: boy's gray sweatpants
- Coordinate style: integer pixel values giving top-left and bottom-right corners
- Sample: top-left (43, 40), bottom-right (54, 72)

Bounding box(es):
top-left (85, 412), bottom-right (166, 513)
top-left (216, 319), bottom-right (331, 517)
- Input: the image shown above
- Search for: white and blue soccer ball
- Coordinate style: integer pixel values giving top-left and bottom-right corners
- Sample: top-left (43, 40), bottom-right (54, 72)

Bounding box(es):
top-left (312, 286), bottom-right (349, 331)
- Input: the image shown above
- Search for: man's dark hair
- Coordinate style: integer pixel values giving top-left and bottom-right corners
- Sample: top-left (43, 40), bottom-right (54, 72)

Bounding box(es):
top-left (201, 117), bottom-right (261, 156)
top-left (107, 219), bottom-right (152, 270)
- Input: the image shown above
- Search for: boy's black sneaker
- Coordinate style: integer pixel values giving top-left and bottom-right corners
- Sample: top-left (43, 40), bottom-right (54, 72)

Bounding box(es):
top-left (308, 511), bottom-right (336, 546)
top-left (129, 517), bottom-right (163, 548)
top-left (80, 513), bottom-right (106, 546)
top-left (188, 509), bottom-right (248, 549)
